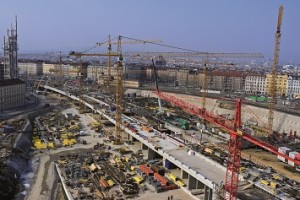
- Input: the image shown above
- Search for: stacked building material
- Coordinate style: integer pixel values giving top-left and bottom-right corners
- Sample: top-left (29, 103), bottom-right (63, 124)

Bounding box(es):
top-left (139, 164), bottom-right (154, 176)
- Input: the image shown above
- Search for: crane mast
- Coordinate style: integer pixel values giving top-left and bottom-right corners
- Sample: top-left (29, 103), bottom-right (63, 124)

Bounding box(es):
top-left (107, 35), bottom-right (112, 85)
top-left (78, 56), bottom-right (84, 114)
top-left (151, 59), bottom-right (163, 113)
top-left (268, 5), bottom-right (283, 135)
top-left (201, 53), bottom-right (209, 114)
top-left (115, 36), bottom-right (123, 144)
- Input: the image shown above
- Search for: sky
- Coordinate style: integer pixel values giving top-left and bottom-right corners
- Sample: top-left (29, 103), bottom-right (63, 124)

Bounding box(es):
top-left (0, 0), bottom-right (299, 63)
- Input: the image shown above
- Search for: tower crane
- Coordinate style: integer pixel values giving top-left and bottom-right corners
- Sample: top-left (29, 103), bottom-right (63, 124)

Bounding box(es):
top-left (68, 50), bottom-right (120, 136)
top-left (156, 88), bottom-right (300, 200)
top-left (69, 36), bottom-right (126, 143)
top-left (151, 59), bottom-right (163, 114)
top-left (115, 36), bottom-right (123, 144)
top-left (69, 36), bottom-right (161, 142)
top-left (96, 35), bottom-right (162, 85)
top-left (268, 5), bottom-right (284, 135)
top-left (128, 6), bottom-right (288, 199)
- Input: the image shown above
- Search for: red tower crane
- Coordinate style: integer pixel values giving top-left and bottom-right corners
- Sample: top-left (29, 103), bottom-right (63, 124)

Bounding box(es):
top-left (155, 91), bottom-right (300, 200)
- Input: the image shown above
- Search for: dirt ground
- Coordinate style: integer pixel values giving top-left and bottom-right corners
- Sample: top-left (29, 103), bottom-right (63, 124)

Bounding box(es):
top-left (134, 189), bottom-right (197, 200)
top-left (242, 149), bottom-right (300, 183)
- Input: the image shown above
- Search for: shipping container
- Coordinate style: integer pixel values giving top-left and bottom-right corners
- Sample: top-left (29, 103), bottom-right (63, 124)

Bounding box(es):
top-left (288, 151), bottom-right (299, 167)
top-left (277, 147), bottom-right (291, 162)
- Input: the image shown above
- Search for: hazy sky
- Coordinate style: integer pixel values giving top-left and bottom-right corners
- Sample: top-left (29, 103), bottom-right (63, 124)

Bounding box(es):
top-left (1, 0), bottom-right (299, 63)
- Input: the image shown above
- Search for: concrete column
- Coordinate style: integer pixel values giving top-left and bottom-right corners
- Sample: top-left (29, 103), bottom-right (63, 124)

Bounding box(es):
top-left (141, 143), bottom-right (148, 150)
top-left (148, 148), bottom-right (156, 160)
top-left (196, 180), bottom-right (204, 189)
top-left (187, 174), bottom-right (197, 189)
top-left (204, 185), bottom-right (213, 200)
top-left (181, 169), bottom-right (188, 179)
top-left (127, 134), bottom-right (134, 141)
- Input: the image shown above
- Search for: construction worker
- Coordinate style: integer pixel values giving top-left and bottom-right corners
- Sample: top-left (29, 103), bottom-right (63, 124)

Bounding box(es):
top-left (168, 196), bottom-right (170, 200)
top-left (170, 195), bottom-right (173, 200)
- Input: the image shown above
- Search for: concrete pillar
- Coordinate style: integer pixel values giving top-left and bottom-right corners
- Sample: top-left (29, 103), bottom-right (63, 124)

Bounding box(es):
top-left (181, 169), bottom-right (188, 179)
top-left (187, 174), bottom-right (197, 189)
top-left (141, 143), bottom-right (148, 150)
top-left (127, 134), bottom-right (134, 141)
top-left (204, 185), bottom-right (213, 200)
top-left (196, 180), bottom-right (204, 189)
top-left (148, 148), bottom-right (156, 160)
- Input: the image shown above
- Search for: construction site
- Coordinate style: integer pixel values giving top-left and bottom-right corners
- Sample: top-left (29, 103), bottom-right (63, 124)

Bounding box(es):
top-left (1, 3), bottom-right (300, 200)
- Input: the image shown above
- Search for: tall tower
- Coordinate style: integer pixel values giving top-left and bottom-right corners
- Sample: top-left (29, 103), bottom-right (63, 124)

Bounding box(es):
top-left (3, 16), bottom-right (18, 79)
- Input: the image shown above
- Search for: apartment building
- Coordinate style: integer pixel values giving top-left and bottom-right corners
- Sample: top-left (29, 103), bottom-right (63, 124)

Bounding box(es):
top-left (266, 74), bottom-right (288, 97)
top-left (287, 75), bottom-right (300, 98)
top-left (245, 75), bottom-right (266, 95)
top-left (18, 62), bottom-right (43, 76)
top-left (43, 62), bottom-right (58, 75)
top-left (209, 71), bottom-right (245, 92)
top-left (63, 63), bottom-right (88, 78)
top-left (0, 79), bottom-right (25, 110)
top-left (0, 63), bottom-right (4, 80)
top-left (87, 65), bottom-right (107, 81)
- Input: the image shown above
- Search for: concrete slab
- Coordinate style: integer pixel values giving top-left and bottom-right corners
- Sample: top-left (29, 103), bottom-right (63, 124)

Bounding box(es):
top-left (165, 148), bottom-right (225, 184)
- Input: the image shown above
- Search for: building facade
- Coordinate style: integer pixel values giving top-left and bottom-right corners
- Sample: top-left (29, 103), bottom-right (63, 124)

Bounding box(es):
top-left (0, 63), bottom-right (4, 80)
top-left (3, 19), bottom-right (18, 79)
top-left (18, 62), bottom-right (43, 76)
top-left (209, 71), bottom-right (245, 92)
top-left (43, 63), bottom-right (58, 75)
top-left (245, 75), bottom-right (266, 95)
top-left (87, 65), bottom-right (106, 81)
top-left (287, 75), bottom-right (300, 98)
top-left (87, 64), bottom-right (145, 84)
top-left (98, 79), bottom-right (140, 88)
top-left (266, 74), bottom-right (288, 97)
top-left (0, 79), bottom-right (25, 110)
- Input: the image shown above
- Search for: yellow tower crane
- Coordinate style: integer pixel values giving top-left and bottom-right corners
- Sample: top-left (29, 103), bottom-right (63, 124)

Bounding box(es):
top-left (68, 51), bottom-right (118, 115)
top-left (96, 35), bottom-right (162, 85)
top-left (268, 5), bottom-right (284, 135)
top-left (69, 36), bottom-right (161, 144)
top-left (115, 36), bottom-right (123, 144)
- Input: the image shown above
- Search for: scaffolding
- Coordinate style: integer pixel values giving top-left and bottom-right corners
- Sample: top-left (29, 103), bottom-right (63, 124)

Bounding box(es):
top-left (3, 17), bottom-right (18, 80)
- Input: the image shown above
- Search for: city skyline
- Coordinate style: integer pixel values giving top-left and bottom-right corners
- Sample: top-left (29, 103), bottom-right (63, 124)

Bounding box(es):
top-left (1, 0), bottom-right (300, 63)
